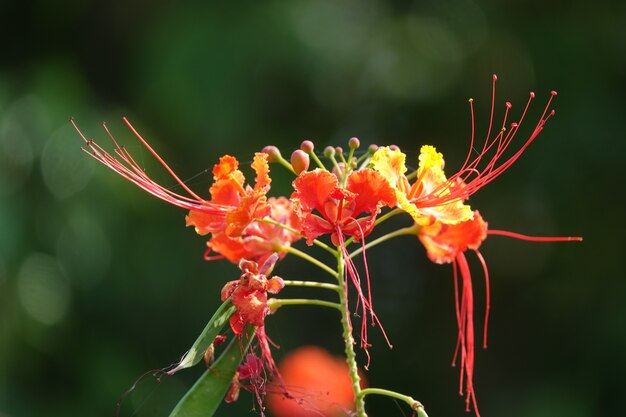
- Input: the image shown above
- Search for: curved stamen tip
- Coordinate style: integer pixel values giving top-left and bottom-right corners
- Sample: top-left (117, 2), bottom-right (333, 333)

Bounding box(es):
top-left (551, 90), bottom-right (558, 96)
top-left (492, 74), bottom-right (498, 81)
top-left (505, 101), bottom-right (512, 109)
top-left (529, 92), bottom-right (536, 99)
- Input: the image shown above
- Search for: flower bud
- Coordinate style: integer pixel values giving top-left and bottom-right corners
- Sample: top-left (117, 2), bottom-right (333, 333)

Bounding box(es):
top-left (261, 145), bottom-right (281, 163)
top-left (348, 137), bottom-right (360, 149)
top-left (267, 276), bottom-right (285, 294)
top-left (300, 140), bottom-right (314, 154)
top-left (368, 144), bottom-right (379, 154)
top-left (323, 146), bottom-right (335, 158)
top-left (290, 150), bottom-right (310, 175)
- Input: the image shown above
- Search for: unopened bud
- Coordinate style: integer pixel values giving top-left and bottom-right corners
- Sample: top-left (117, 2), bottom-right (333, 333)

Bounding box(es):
top-left (348, 137), bottom-right (360, 149)
top-left (368, 144), bottom-right (379, 154)
top-left (323, 146), bottom-right (335, 158)
top-left (261, 145), bottom-right (281, 163)
top-left (290, 150), bottom-right (310, 174)
top-left (300, 140), bottom-right (314, 153)
top-left (267, 276), bottom-right (285, 294)
top-left (389, 144), bottom-right (399, 151)
top-left (335, 146), bottom-right (343, 154)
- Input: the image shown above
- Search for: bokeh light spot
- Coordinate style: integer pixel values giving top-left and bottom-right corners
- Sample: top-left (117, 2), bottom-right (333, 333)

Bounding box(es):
top-left (41, 125), bottom-right (95, 199)
top-left (17, 253), bottom-right (71, 326)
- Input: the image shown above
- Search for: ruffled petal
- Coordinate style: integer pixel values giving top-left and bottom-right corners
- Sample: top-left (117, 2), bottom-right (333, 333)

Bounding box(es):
top-left (347, 168), bottom-right (397, 215)
top-left (292, 169), bottom-right (338, 214)
top-left (251, 152), bottom-right (271, 190)
top-left (418, 211), bottom-right (488, 264)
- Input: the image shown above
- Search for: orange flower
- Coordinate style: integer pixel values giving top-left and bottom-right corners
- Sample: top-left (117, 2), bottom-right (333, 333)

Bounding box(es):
top-left (418, 211), bottom-right (489, 416)
top-left (291, 168), bottom-right (396, 246)
top-left (206, 197), bottom-right (301, 265)
top-left (266, 346), bottom-right (363, 417)
top-left (186, 153), bottom-right (272, 238)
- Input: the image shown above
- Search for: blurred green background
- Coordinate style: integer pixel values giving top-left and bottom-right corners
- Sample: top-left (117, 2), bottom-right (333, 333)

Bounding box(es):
top-left (0, 1), bottom-right (623, 416)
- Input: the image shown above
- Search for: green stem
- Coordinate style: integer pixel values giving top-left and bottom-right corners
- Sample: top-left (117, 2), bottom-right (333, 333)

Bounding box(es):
top-left (283, 280), bottom-right (341, 292)
top-left (277, 245), bottom-right (336, 278)
top-left (273, 153), bottom-right (297, 175)
top-left (335, 251), bottom-right (368, 417)
top-left (309, 151), bottom-right (326, 170)
top-left (256, 218), bottom-right (337, 255)
top-left (343, 208), bottom-right (404, 247)
top-left (358, 388), bottom-right (428, 417)
top-left (374, 207), bottom-right (404, 226)
top-left (268, 298), bottom-right (341, 311)
top-left (349, 224), bottom-right (419, 259)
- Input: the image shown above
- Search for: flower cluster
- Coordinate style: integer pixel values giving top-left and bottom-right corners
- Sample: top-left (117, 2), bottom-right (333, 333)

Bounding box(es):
top-left (74, 76), bottom-right (581, 417)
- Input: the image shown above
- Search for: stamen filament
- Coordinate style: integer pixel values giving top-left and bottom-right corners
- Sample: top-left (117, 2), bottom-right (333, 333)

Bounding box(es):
top-left (488, 230), bottom-right (583, 242)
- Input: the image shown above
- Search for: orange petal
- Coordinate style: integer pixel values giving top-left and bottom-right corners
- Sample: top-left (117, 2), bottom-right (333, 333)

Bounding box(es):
top-left (251, 152), bottom-right (271, 190)
top-left (418, 211), bottom-right (488, 264)
top-left (347, 168), bottom-right (397, 215)
top-left (292, 169), bottom-right (338, 214)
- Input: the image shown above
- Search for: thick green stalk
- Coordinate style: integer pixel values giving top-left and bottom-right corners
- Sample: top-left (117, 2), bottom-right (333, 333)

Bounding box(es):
top-left (335, 251), bottom-right (368, 417)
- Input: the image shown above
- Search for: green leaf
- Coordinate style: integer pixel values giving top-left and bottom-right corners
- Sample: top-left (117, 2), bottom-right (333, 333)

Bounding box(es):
top-left (168, 299), bottom-right (236, 374)
top-left (168, 326), bottom-right (256, 417)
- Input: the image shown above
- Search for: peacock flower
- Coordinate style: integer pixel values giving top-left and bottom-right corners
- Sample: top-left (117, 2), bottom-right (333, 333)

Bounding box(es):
top-left (370, 145), bottom-right (473, 226)
top-left (206, 196), bottom-right (301, 265)
top-left (371, 75), bottom-right (558, 227)
top-left (418, 211), bottom-right (489, 416)
top-left (186, 152), bottom-right (271, 238)
top-left (291, 168), bottom-right (397, 246)
top-left (221, 254), bottom-right (284, 336)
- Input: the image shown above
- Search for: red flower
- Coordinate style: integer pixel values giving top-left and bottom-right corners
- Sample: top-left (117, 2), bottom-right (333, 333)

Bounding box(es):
top-left (291, 168), bottom-right (396, 245)
top-left (266, 346), bottom-right (364, 417)
top-left (221, 255), bottom-right (284, 335)
top-left (186, 153), bottom-right (271, 238)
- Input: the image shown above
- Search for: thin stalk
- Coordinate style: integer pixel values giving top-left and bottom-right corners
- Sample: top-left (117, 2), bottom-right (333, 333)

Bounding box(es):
top-left (335, 252), bottom-right (368, 417)
top-left (268, 298), bottom-right (341, 311)
top-left (309, 151), bottom-right (326, 170)
top-left (358, 388), bottom-right (429, 417)
top-left (349, 225), bottom-right (419, 259)
top-left (343, 208), bottom-right (404, 247)
top-left (283, 280), bottom-right (341, 292)
top-left (256, 218), bottom-right (337, 255)
top-left (277, 245), bottom-right (336, 278)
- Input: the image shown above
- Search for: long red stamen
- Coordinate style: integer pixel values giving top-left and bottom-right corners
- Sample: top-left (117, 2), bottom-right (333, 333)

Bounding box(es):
top-left (488, 230), bottom-right (583, 242)
top-left (456, 252), bottom-right (480, 417)
top-left (474, 250), bottom-right (490, 349)
top-left (72, 118), bottom-right (227, 214)
top-left (414, 76), bottom-right (557, 212)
